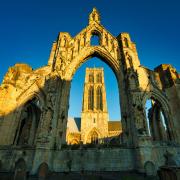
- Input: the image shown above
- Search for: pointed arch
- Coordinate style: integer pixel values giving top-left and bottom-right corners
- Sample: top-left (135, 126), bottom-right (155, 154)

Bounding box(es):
top-left (91, 131), bottom-right (98, 144)
top-left (14, 97), bottom-right (41, 146)
top-left (143, 92), bottom-right (174, 142)
top-left (90, 30), bottom-right (101, 46)
top-left (65, 46), bottom-right (121, 81)
top-left (146, 98), bottom-right (172, 141)
top-left (16, 82), bottom-right (46, 109)
top-left (38, 162), bottom-right (49, 179)
top-left (86, 128), bottom-right (101, 144)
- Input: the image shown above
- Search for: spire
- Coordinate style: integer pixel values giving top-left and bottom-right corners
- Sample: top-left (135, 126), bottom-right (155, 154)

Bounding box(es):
top-left (89, 8), bottom-right (100, 24)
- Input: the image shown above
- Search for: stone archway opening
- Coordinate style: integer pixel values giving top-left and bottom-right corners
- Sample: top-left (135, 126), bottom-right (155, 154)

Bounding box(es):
top-left (67, 56), bottom-right (122, 145)
top-left (90, 30), bottom-right (101, 46)
top-left (145, 97), bottom-right (172, 141)
top-left (14, 97), bottom-right (41, 146)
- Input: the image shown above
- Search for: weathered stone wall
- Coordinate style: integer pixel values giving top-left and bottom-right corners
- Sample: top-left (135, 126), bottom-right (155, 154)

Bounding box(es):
top-left (0, 146), bottom-right (179, 176)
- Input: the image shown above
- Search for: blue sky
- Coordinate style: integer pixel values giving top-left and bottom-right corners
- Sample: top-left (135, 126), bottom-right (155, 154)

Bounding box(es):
top-left (0, 0), bottom-right (179, 120)
top-left (69, 57), bottom-right (120, 120)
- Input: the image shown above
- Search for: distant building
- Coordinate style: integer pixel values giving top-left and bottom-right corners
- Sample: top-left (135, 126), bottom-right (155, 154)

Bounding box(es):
top-left (66, 68), bottom-right (122, 145)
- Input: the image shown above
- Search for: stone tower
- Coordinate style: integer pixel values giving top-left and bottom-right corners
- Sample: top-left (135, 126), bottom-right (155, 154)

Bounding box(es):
top-left (81, 68), bottom-right (109, 144)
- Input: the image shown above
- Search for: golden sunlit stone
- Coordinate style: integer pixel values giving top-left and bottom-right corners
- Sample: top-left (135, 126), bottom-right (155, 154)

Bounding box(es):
top-left (0, 8), bottom-right (179, 179)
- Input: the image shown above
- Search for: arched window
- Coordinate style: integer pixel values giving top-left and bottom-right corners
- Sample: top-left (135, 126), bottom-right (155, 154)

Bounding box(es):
top-left (96, 73), bottom-right (102, 83)
top-left (91, 33), bottom-right (100, 46)
top-left (88, 86), bottom-right (94, 110)
top-left (145, 98), bottom-right (172, 141)
top-left (96, 87), bottom-right (103, 110)
top-left (15, 97), bottom-right (41, 146)
top-left (91, 131), bottom-right (98, 144)
top-left (89, 73), bottom-right (94, 83)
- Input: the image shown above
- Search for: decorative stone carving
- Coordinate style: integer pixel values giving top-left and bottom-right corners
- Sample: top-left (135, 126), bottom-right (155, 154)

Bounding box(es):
top-left (89, 8), bottom-right (100, 24)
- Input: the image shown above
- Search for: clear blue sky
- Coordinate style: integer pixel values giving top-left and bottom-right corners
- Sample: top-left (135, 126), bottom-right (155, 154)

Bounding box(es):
top-left (0, 0), bottom-right (180, 120)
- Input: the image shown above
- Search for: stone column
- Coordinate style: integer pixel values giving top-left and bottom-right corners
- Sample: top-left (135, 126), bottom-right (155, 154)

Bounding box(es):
top-left (56, 80), bottom-right (71, 149)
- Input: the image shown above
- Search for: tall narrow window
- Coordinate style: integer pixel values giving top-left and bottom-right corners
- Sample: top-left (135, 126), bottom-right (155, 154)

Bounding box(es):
top-left (145, 98), bottom-right (172, 141)
top-left (91, 34), bottom-right (100, 46)
top-left (96, 73), bottom-right (102, 83)
top-left (97, 86), bottom-right (103, 110)
top-left (91, 131), bottom-right (98, 144)
top-left (16, 98), bottom-right (41, 146)
top-left (88, 86), bottom-right (94, 110)
top-left (89, 73), bottom-right (94, 83)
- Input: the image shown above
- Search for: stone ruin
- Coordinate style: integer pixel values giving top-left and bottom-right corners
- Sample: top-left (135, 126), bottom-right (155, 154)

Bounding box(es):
top-left (0, 8), bottom-right (179, 179)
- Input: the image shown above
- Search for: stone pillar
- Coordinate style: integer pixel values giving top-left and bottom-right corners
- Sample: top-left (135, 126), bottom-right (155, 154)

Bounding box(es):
top-left (56, 80), bottom-right (71, 149)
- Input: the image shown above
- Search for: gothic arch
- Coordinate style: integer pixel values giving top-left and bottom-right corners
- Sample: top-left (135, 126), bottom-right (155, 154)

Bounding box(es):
top-left (52, 8), bottom-right (142, 147)
top-left (85, 127), bottom-right (102, 144)
top-left (128, 73), bottom-right (138, 90)
top-left (61, 45), bottom-right (123, 146)
top-left (16, 84), bottom-right (46, 109)
top-left (14, 97), bottom-right (42, 146)
top-left (64, 46), bottom-right (121, 81)
top-left (90, 30), bottom-right (101, 45)
top-left (38, 162), bottom-right (49, 179)
top-left (143, 90), bottom-right (175, 141)
top-left (142, 90), bottom-right (171, 114)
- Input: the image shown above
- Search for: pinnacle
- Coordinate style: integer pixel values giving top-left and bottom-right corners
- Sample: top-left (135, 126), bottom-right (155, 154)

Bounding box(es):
top-left (89, 7), bottom-right (100, 24)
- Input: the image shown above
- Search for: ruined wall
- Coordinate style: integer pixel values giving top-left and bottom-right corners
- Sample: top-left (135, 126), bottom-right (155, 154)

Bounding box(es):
top-left (0, 7), bottom-right (179, 176)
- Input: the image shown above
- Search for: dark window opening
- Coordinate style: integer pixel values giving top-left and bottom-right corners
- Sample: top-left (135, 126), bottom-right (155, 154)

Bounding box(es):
top-left (89, 73), bottom-right (94, 83)
top-left (88, 86), bottom-right (94, 110)
top-left (96, 73), bottom-right (102, 83)
top-left (145, 98), bottom-right (172, 141)
top-left (97, 86), bottom-right (103, 110)
top-left (91, 34), bottom-right (100, 46)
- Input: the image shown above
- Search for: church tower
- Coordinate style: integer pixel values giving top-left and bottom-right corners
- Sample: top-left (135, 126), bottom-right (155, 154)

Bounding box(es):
top-left (81, 68), bottom-right (109, 144)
